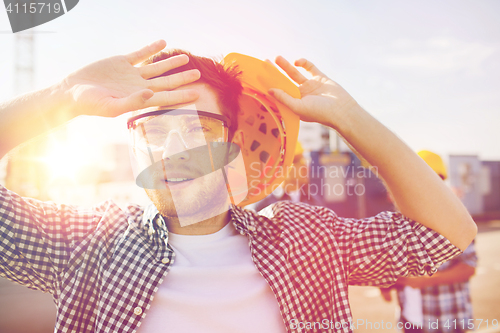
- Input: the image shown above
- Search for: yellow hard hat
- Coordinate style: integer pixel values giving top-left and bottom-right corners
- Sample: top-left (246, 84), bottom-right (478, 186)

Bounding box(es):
top-left (294, 141), bottom-right (304, 157)
top-left (223, 53), bottom-right (300, 205)
top-left (417, 150), bottom-right (447, 180)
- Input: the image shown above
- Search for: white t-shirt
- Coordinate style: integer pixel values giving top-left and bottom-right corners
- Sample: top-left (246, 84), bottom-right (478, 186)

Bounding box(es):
top-left (137, 222), bottom-right (287, 333)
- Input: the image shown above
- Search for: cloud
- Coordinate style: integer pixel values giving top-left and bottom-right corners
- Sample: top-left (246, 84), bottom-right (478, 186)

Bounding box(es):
top-left (380, 37), bottom-right (497, 75)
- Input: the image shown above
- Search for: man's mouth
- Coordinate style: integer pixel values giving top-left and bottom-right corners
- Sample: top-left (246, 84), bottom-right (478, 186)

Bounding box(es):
top-left (166, 177), bottom-right (194, 184)
top-left (162, 173), bottom-right (198, 189)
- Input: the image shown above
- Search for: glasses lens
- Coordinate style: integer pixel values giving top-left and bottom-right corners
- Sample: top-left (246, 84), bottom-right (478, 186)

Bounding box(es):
top-left (131, 112), bottom-right (226, 153)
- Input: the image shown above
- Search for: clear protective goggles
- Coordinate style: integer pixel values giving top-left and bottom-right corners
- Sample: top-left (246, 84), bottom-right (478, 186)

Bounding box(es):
top-left (127, 109), bottom-right (248, 227)
top-left (128, 109), bottom-right (231, 153)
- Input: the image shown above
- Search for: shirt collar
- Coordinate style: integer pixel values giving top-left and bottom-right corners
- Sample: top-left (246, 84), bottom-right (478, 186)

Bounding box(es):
top-left (141, 203), bottom-right (253, 235)
top-left (142, 204), bottom-right (165, 235)
top-left (141, 203), bottom-right (281, 240)
top-left (229, 204), bottom-right (252, 235)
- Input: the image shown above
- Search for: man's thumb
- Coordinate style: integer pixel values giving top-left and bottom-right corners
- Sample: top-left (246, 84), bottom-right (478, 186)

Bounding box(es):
top-left (268, 88), bottom-right (301, 111)
top-left (113, 89), bottom-right (153, 114)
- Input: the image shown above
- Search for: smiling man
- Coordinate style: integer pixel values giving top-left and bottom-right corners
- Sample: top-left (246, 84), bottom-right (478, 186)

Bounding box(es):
top-left (0, 40), bottom-right (477, 333)
top-left (128, 50), bottom-right (247, 235)
top-left (130, 83), bottom-right (236, 233)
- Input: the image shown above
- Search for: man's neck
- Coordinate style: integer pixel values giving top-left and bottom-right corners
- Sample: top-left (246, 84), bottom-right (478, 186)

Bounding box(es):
top-left (164, 210), bottom-right (231, 235)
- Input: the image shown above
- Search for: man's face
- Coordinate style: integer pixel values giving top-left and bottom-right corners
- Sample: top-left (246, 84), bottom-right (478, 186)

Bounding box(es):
top-left (133, 82), bottom-right (231, 224)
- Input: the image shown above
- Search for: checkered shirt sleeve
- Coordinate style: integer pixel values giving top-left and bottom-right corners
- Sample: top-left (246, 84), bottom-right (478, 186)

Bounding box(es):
top-left (0, 185), bottom-right (98, 293)
top-left (330, 207), bottom-right (462, 286)
top-left (264, 202), bottom-right (463, 287)
top-left (450, 240), bottom-right (477, 268)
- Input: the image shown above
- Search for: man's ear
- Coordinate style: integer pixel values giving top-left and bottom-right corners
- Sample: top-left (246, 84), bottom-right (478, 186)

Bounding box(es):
top-left (229, 129), bottom-right (244, 160)
top-left (231, 129), bottom-right (244, 145)
top-left (232, 130), bottom-right (245, 149)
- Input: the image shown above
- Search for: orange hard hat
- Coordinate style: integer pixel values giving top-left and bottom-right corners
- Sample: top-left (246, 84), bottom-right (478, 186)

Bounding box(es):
top-left (223, 53), bottom-right (301, 205)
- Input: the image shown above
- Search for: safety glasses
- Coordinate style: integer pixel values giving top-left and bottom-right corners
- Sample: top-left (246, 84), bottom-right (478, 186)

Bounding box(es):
top-left (127, 109), bottom-right (231, 154)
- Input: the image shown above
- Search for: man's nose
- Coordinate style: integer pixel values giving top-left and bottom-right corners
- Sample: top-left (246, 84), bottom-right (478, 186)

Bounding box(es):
top-left (162, 130), bottom-right (190, 161)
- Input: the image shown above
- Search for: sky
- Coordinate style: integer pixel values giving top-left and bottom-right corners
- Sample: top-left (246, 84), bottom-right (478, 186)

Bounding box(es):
top-left (1, 0), bottom-right (499, 160)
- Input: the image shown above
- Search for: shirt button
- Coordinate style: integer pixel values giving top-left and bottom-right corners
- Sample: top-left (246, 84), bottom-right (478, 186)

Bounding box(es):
top-left (148, 229), bottom-right (154, 236)
top-left (134, 306), bottom-right (143, 315)
top-left (247, 225), bottom-right (256, 232)
top-left (161, 258), bottom-right (170, 264)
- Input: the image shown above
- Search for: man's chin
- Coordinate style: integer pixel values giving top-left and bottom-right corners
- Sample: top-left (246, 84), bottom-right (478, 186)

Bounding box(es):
top-left (144, 188), bottom-right (181, 217)
top-left (144, 186), bottom-right (230, 227)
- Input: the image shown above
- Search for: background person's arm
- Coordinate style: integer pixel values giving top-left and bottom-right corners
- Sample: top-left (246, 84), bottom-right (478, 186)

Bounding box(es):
top-left (269, 56), bottom-right (477, 251)
top-left (0, 40), bottom-right (200, 159)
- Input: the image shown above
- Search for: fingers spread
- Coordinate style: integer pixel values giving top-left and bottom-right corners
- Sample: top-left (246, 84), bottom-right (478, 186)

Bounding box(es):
top-left (144, 89), bottom-right (200, 108)
top-left (139, 54), bottom-right (190, 79)
top-left (275, 56), bottom-right (307, 85)
top-left (126, 40), bottom-right (167, 65)
top-left (295, 58), bottom-right (325, 77)
top-left (145, 69), bottom-right (201, 92)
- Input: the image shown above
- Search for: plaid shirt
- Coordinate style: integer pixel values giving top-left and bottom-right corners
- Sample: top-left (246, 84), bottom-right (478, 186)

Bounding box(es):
top-left (397, 242), bottom-right (477, 333)
top-left (0, 185), bottom-right (462, 333)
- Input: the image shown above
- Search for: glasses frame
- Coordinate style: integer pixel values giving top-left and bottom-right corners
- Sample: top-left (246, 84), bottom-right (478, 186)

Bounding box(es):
top-left (127, 109), bottom-right (232, 154)
top-left (127, 109), bottom-right (232, 165)
top-left (127, 109), bottom-right (231, 130)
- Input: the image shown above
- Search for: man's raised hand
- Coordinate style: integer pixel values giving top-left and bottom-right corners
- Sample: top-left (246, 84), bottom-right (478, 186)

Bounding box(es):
top-left (268, 56), bottom-right (357, 130)
top-left (62, 40), bottom-right (201, 118)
